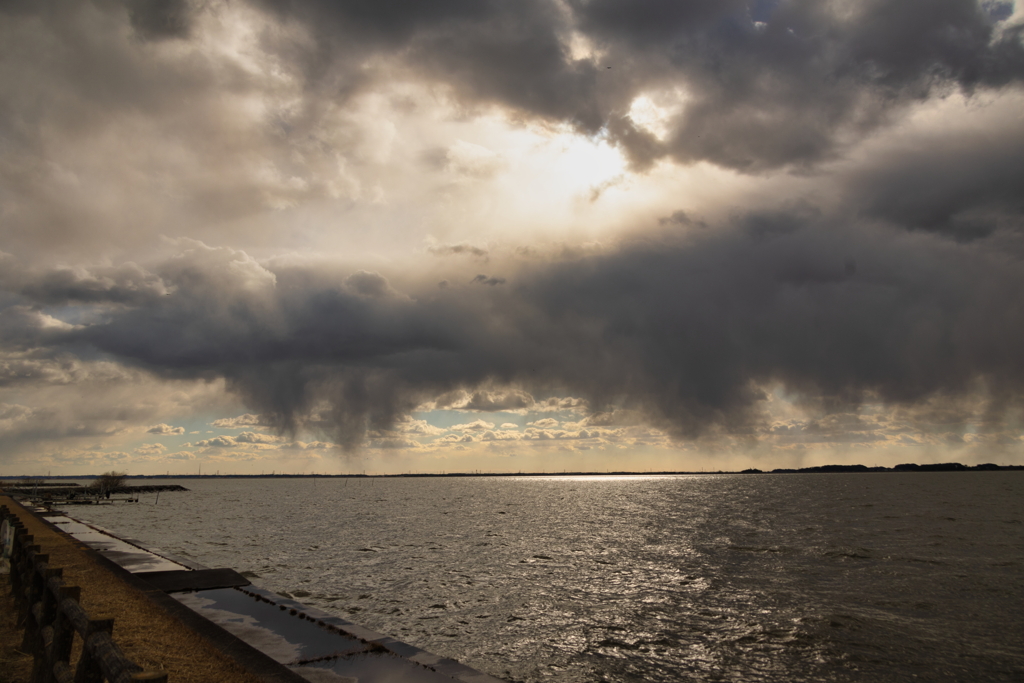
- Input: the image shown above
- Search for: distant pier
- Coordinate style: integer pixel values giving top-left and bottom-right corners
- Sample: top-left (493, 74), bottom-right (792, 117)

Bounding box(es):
top-left (2, 484), bottom-right (188, 505)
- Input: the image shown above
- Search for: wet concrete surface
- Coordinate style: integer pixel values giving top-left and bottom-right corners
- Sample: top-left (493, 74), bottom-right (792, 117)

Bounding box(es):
top-left (49, 517), bottom-right (188, 572)
top-left (55, 511), bottom-right (505, 683)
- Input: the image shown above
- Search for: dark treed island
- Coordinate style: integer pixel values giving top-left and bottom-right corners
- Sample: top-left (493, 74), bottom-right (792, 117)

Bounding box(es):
top-left (2, 462), bottom-right (1020, 485)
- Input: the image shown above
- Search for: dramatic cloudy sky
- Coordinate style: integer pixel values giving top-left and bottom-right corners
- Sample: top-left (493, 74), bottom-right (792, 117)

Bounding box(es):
top-left (2, 0), bottom-right (1024, 475)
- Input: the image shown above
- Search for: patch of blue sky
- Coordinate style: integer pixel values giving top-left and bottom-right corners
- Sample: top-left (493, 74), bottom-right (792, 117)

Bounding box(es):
top-left (982, 1), bottom-right (1014, 22)
top-left (173, 414), bottom-right (222, 436)
top-left (412, 409), bottom-right (527, 430)
top-left (749, 0), bottom-right (780, 23)
top-left (42, 303), bottom-right (111, 326)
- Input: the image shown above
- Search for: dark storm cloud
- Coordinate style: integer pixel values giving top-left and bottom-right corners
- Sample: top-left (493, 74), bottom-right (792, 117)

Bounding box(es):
top-left (571, 0), bottom-right (752, 56)
top-left (2, 0), bottom-right (1024, 454)
top-left (9, 215), bottom-right (1021, 449)
top-left (0, 1), bottom-right (283, 255)
top-left (3, 0), bottom-right (1022, 257)
top-left (407, 5), bottom-right (606, 131)
top-left (256, 0), bottom-right (608, 129)
top-left (431, 388), bottom-right (536, 412)
top-left (428, 242), bottom-right (489, 259)
top-left (845, 121), bottom-right (1024, 242)
top-left (256, 0), bottom-right (489, 43)
top-left (517, 217), bottom-right (1024, 432)
top-left (572, 0), bottom-right (1024, 170)
top-left (0, 257), bottom-right (170, 306)
top-left (246, 0), bottom-right (1024, 172)
top-left (125, 0), bottom-right (193, 39)
top-left (0, 307), bottom-right (75, 350)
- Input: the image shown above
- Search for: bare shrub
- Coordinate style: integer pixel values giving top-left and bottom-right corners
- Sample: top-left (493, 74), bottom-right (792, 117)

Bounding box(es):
top-left (89, 471), bottom-right (128, 494)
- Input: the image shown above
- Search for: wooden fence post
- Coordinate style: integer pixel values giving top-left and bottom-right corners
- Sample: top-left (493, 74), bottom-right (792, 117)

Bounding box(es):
top-left (43, 586), bottom-right (81, 683)
top-left (3, 508), bottom-right (169, 683)
top-left (131, 673), bottom-right (169, 683)
top-left (22, 553), bottom-right (49, 649)
top-left (88, 630), bottom-right (144, 683)
top-left (73, 619), bottom-right (114, 683)
top-left (10, 528), bottom-right (29, 597)
top-left (15, 538), bottom-right (39, 611)
top-left (30, 568), bottom-right (63, 683)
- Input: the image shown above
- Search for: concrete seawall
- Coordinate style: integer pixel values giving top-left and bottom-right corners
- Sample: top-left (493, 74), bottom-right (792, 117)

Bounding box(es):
top-left (1, 495), bottom-right (505, 683)
top-left (2, 494), bottom-right (278, 683)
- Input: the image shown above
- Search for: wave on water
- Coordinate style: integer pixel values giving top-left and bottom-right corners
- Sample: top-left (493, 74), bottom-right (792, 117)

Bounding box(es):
top-left (67, 473), bottom-right (1024, 683)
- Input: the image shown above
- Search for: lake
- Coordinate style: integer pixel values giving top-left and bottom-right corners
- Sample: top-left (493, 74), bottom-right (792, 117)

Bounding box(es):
top-left (67, 473), bottom-right (1024, 682)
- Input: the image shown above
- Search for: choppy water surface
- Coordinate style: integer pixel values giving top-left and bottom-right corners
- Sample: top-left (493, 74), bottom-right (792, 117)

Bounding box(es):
top-left (70, 474), bottom-right (1023, 682)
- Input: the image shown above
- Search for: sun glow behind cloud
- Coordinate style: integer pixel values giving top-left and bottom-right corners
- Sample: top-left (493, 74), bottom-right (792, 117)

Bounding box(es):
top-left (3, 0), bottom-right (1024, 474)
top-left (627, 91), bottom-right (688, 142)
top-left (542, 131), bottom-right (627, 189)
top-left (222, 87), bottom-right (657, 260)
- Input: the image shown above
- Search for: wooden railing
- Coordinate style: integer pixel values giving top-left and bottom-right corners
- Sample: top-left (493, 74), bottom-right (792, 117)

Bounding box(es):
top-left (1, 505), bottom-right (168, 683)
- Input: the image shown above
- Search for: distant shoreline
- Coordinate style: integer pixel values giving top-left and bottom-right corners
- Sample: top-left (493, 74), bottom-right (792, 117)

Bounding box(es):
top-left (3, 462), bottom-right (1022, 480)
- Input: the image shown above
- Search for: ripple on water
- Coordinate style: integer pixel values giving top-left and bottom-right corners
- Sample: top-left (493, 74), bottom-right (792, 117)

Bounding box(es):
top-left (67, 473), bottom-right (1024, 683)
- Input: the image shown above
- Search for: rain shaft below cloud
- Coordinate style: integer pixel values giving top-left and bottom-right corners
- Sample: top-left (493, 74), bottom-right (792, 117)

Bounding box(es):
top-left (63, 218), bottom-right (1024, 449)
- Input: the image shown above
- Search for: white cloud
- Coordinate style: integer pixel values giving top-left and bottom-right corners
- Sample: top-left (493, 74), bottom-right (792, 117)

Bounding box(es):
top-left (480, 430), bottom-right (522, 441)
top-left (191, 435), bottom-right (238, 448)
top-left (394, 417), bottom-right (447, 436)
top-left (437, 433), bottom-right (476, 444)
top-left (531, 397), bottom-right (588, 413)
top-left (165, 451), bottom-right (196, 461)
top-left (146, 423), bottom-right (185, 435)
top-left (234, 431), bottom-right (282, 444)
top-left (449, 419), bottom-right (496, 432)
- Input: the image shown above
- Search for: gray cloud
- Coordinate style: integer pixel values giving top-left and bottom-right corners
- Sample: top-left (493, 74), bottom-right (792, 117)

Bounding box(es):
top-left (456, 389), bottom-right (534, 412)
top-left (471, 274), bottom-right (506, 286)
top-left (0, 307), bottom-right (76, 350)
top-left (575, 0), bottom-right (1024, 170)
top-left (2, 0), bottom-right (1022, 265)
top-left (0, 255), bottom-right (171, 306)
top-left (257, 0), bottom-right (606, 126)
top-left (0, 1), bottom-right (381, 256)
top-left (428, 242), bottom-right (489, 259)
top-left (0, 356), bottom-right (64, 387)
top-left (345, 271), bottom-right (399, 298)
top-left (126, 0), bottom-right (193, 39)
top-left (2, 0), bottom-right (1024, 461)
top-left (252, 0), bottom-right (1024, 171)
top-left (845, 117), bottom-right (1024, 242)
top-left (4, 211), bottom-right (1015, 450)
